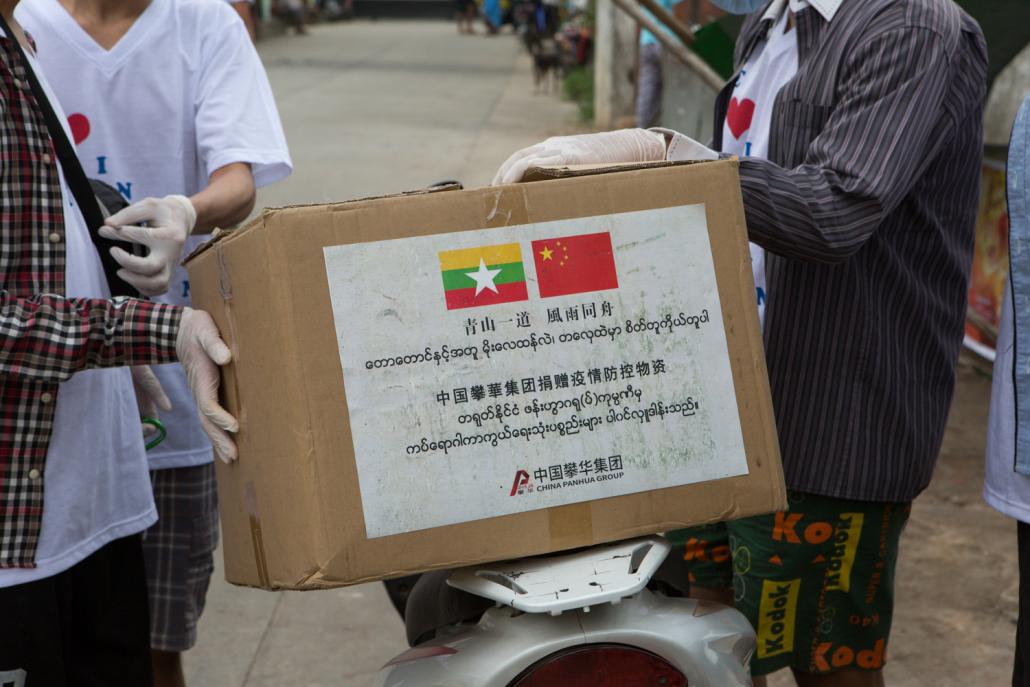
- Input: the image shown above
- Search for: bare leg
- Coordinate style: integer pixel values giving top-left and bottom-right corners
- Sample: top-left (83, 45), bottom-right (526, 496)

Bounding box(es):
top-left (151, 650), bottom-right (186, 687)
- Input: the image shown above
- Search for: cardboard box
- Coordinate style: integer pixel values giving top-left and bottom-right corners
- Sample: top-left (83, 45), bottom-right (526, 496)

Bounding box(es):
top-left (186, 159), bottom-right (785, 590)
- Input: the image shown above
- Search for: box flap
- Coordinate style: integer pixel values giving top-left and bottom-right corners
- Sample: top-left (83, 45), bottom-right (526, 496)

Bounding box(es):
top-left (183, 182), bottom-right (464, 267)
top-left (521, 159), bottom-right (716, 182)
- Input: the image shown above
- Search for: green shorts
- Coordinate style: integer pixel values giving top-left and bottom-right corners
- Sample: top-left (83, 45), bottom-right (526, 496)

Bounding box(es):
top-left (669, 491), bottom-right (911, 677)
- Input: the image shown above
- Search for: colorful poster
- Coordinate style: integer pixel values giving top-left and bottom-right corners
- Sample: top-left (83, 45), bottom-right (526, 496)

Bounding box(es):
top-left (965, 160), bottom-right (1010, 361)
top-left (323, 205), bottom-right (750, 538)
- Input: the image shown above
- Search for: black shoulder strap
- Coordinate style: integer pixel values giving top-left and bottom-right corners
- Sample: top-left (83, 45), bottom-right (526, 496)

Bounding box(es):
top-left (0, 15), bottom-right (137, 297)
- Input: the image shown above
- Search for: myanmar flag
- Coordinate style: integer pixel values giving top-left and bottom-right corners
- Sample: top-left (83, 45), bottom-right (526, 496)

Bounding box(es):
top-left (532, 232), bottom-right (619, 298)
top-left (439, 243), bottom-right (529, 310)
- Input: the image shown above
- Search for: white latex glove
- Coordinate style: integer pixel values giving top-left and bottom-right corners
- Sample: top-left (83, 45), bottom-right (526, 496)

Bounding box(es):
top-left (98, 195), bottom-right (197, 297)
top-left (492, 128), bottom-right (667, 186)
top-left (652, 128), bottom-right (720, 162)
top-left (131, 366), bottom-right (171, 437)
top-left (177, 308), bottom-right (238, 463)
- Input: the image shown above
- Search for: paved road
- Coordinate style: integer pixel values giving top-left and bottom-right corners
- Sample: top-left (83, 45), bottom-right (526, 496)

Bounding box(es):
top-left (185, 19), bottom-right (1017, 687)
top-left (183, 19), bottom-right (578, 687)
top-left (251, 19), bottom-right (579, 207)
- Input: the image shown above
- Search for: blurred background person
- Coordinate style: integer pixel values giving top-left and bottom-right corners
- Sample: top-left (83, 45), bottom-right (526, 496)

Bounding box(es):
top-left (455, 0), bottom-right (475, 34)
top-left (483, 0), bottom-right (501, 34)
top-left (983, 91), bottom-right (1030, 687)
top-left (275, 0), bottom-right (308, 34)
top-left (636, 0), bottom-right (676, 128)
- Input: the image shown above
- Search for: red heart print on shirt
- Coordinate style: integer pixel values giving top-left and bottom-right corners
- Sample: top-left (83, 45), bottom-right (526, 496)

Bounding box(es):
top-left (68, 113), bottom-right (90, 145)
top-left (726, 97), bottom-right (755, 140)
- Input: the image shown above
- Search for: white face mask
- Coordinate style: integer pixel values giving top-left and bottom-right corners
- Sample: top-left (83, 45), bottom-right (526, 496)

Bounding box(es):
top-left (709, 0), bottom-right (769, 13)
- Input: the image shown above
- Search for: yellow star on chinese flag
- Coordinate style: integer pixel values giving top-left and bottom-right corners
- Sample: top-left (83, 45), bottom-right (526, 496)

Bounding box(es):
top-left (539, 246), bottom-right (554, 261)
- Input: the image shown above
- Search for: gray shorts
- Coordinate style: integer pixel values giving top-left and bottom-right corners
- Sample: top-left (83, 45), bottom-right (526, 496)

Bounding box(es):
top-left (142, 463), bottom-right (219, 653)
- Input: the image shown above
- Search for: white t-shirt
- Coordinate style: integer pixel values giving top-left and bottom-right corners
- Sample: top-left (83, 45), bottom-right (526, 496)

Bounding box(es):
top-left (720, 4), bottom-right (799, 327)
top-left (19, 0), bottom-right (292, 470)
top-left (983, 287), bottom-right (1030, 522)
top-left (0, 43), bottom-right (155, 588)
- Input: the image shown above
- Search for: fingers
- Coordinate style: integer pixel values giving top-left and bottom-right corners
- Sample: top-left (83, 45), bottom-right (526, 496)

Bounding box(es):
top-left (196, 367), bottom-right (238, 463)
top-left (99, 224), bottom-right (157, 248)
top-left (202, 397), bottom-right (239, 434)
top-left (492, 144), bottom-right (545, 186)
top-left (179, 308), bottom-right (238, 463)
top-left (195, 377), bottom-right (238, 463)
top-left (116, 268), bottom-right (171, 297)
top-left (191, 350), bottom-right (237, 433)
top-left (136, 367), bottom-right (172, 413)
top-left (493, 148), bottom-right (542, 186)
top-left (500, 153), bottom-right (563, 186)
top-left (131, 366), bottom-right (167, 418)
top-left (200, 411), bottom-right (238, 464)
top-left (105, 198), bottom-right (161, 228)
top-left (137, 393), bottom-right (157, 419)
top-left (198, 326), bottom-right (233, 367)
top-left (109, 246), bottom-right (164, 276)
top-left (110, 243), bottom-right (179, 296)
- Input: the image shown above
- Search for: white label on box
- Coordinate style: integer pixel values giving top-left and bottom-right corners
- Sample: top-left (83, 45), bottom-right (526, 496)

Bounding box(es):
top-left (324, 205), bottom-right (748, 538)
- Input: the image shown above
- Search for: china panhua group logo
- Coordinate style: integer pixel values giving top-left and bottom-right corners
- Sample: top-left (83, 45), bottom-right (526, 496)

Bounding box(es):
top-left (510, 469), bottom-right (532, 496)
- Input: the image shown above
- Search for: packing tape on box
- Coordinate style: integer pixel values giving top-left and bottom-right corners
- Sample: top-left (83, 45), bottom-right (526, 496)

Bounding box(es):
top-left (217, 241), bottom-right (233, 301)
top-left (215, 242), bottom-right (243, 426)
top-left (244, 481), bottom-right (271, 588)
top-left (482, 187), bottom-right (530, 228)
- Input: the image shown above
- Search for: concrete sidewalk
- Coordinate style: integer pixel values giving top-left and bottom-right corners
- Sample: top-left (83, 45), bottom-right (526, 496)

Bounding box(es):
top-left (183, 20), bottom-right (578, 687)
top-left (251, 19), bottom-right (580, 207)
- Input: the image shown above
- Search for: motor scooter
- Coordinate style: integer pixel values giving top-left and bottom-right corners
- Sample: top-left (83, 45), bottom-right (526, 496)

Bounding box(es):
top-left (375, 536), bottom-right (755, 687)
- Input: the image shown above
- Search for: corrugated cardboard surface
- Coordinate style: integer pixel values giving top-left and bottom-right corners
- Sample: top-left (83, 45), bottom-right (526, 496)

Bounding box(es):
top-left (186, 159), bottom-right (784, 590)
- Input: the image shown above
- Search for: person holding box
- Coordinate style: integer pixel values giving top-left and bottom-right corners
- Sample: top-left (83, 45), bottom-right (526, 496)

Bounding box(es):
top-left (16, 0), bottom-right (292, 685)
top-left (0, 1), bottom-right (238, 683)
top-left (494, 0), bottom-right (986, 685)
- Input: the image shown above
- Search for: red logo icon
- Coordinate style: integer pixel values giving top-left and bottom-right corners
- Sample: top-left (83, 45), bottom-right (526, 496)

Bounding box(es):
top-left (510, 469), bottom-right (531, 496)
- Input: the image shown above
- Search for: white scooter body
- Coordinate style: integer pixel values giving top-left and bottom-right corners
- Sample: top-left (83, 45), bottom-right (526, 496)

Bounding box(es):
top-left (375, 537), bottom-right (754, 687)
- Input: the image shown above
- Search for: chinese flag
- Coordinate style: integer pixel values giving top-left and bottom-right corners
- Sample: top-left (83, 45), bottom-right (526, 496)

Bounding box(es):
top-left (532, 232), bottom-right (619, 298)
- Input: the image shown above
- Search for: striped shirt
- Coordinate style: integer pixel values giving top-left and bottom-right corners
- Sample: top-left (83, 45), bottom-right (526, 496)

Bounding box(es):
top-left (714, 0), bottom-right (988, 502)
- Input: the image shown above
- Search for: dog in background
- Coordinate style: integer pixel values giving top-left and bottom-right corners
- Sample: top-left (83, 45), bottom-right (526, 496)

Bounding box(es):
top-left (523, 30), bottom-right (562, 94)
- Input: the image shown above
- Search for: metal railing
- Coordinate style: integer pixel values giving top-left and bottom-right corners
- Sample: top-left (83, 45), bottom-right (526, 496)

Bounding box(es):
top-left (609, 0), bottom-right (726, 91)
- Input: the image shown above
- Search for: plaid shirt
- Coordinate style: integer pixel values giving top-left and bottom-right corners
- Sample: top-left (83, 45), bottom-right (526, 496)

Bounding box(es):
top-left (0, 35), bottom-right (182, 568)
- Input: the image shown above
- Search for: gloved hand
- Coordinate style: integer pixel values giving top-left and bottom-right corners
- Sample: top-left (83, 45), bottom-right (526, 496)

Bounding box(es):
top-left (492, 129), bottom-right (668, 186)
top-left (176, 308), bottom-right (238, 463)
top-left (653, 128), bottom-right (720, 162)
top-left (131, 366), bottom-right (171, 438)
top-left (98, 195), bottom-right (197, 297)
